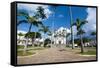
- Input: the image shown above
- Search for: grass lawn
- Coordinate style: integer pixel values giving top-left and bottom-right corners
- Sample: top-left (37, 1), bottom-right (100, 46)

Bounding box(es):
top-left (28, 47), bottom-right (45, 51)
top-left (17, 46), bottom-right (46, 56)
top-left (17, 45), bottom-right (46, 50)
top-left (64, 47), bottom-right (96, 55)
top-left (17, 45), bottom-right (33, 49)
top-left (81, 50), bottom-right (96, 55)
top-left (17, 50), bottom-right (35, 56)
top-left (17, 45), bottom-right (24, 49)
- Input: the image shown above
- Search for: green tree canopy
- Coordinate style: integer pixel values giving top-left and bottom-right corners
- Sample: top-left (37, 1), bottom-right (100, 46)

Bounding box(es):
top-left (25, 32), bottom-right (41, 38)
top-left (91, 31), bottom-right (96, 36)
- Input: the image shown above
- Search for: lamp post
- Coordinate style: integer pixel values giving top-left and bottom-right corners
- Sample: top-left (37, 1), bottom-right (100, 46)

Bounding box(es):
top-left (69, 6), bottom-right (74, 49)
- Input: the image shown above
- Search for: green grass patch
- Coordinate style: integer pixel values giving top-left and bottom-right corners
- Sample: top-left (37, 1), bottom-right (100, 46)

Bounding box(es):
top-left (17, 50), bottom-right (35, 56)
top-left (27, 45), bottom-right (33, 48)
top-left (29, 47), bottom-right (45, 51)
top-left (17, 45), bottom-right (24, 49)
top-left (81, 50), bottom-right (96, 55)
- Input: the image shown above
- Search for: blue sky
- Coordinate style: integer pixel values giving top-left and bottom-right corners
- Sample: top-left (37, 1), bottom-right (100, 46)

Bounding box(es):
top-left (17, 3), bottom-right (96, 37)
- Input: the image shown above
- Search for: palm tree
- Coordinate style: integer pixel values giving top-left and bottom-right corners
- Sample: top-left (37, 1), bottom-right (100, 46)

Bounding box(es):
top-left (18, 12), bottom-right (43, 53)
top-left (77, 29), bottom-right (85, 53)
top-left (33, 6), bottom-right (47, 46)
top-left (66, 33), bottom-right (71, 45)
top-left (17, 6), bottom-right (46, 53)
top-left (72, 18), bottom-right (88, 53)
top-left (69, 6), bottom-right (74, 49)
top-left (39, 25), bottom-right (49, 47)
top-left (35, 6), bottom-right (47, 19)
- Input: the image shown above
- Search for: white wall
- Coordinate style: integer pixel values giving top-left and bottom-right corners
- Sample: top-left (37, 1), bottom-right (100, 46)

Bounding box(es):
top-left (0, 0), bottom-right (99, 68)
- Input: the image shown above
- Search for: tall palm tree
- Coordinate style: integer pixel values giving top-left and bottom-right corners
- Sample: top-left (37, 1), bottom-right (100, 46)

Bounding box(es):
top-left (72, 18), bottom-right (88, 53)
top-left (17, 6), bottom-right (46, 53)
top-left (18, 12), bottom-right (43, 52)
top-left (77, 29), bottom-right (85, 53)
top-left (39, 25), bottom-right (49, 47)
top-left (73, 18), bottom-right (88, 53)
top-left (69, 6), bottom-right (74, 49)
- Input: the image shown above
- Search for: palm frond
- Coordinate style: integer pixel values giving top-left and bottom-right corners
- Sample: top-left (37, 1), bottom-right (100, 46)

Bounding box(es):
top-left (71, 22), bottom-right (77, 26)
top-left (17, 11), bottom-right (29, 19)
top-left (36, 6), bottom-right (47, 19)
top-left (17, 20), bottom-right (28, 26)
top-left (77, 29), bottom-right (85, 35)
top-left (80, 20), bottom-right (88, 26)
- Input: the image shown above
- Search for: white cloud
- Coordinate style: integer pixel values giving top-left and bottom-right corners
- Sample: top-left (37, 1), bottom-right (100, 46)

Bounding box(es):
top-left (83, 8), bottom-right (96, 33)
top-left (17, 30), bottom-right (27, 34)
top-left (17, 3), bottom-right (52, 19)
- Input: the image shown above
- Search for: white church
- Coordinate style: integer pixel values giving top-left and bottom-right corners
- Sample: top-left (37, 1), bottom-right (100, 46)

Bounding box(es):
top-left (52, 27), bottom-right (71, 45)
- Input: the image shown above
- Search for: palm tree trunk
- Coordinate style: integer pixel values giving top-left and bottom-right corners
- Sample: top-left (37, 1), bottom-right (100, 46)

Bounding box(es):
top-left (23, 38), bottom-right (28, 54)
top-left (32, 38), bottom-right (34, 46)
top-left (80, 35), bottom-right (84, 53)
top-left (34, 32), bottom-right (37, 46)
top-left (23, 23), bottom-right (32, 54)
top-left (43, 33), bottom-right (45, 47)
top-left (69, 6), bottom-right (74, 49)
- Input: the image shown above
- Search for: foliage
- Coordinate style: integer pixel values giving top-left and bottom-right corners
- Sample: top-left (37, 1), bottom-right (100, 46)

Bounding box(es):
top-left (44, 38), bottom-right (51, 47)
top-left (25, 32), bottom-right (41, 38)
top-left (91, 31), bottom-right (96, 36)
top-left (72, 18), bottom-right (88, 53)
top-left (74, 37), bottom-right (91, 46)
top-left (36, 6), bottom-right (47, 19)
top-left (39, 25), bottom-right (49, 34)
top-left (18, 32), bottom-right (24, 36)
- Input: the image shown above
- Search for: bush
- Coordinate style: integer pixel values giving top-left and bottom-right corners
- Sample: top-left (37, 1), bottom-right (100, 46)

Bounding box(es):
top-left (44, 38), bottom-right (51, 47)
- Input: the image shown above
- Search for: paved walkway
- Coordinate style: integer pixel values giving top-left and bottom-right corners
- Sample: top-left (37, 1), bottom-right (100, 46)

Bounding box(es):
top-left (17, 48), bottom-right (96, 65)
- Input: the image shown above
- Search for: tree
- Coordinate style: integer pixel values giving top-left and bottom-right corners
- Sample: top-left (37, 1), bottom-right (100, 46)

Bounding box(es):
top-left (35, 6), bottom-right (47, 19)
top-left (77, 29), bottom-right (85, 52)
top-left (82, 37), bottom-right (91, 43)
top-left (17, 12), bottom-right (43, 53)
top-left (18, 32), bottom-right (24, 37)
top-left (72, 18), bottom-right (88, 53)
top-left (91, 31), bottom-right (96, 36)
top-left (17, 6), bottom-right (46, 53)
top-left (39, 25), bottom-right (49, 47)
top-left (44, 38), bottom-right (51, 47)
top-left (25, 32), bottom-right (41, 45)
top-left (33, 6), bottom-right (47, 45)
